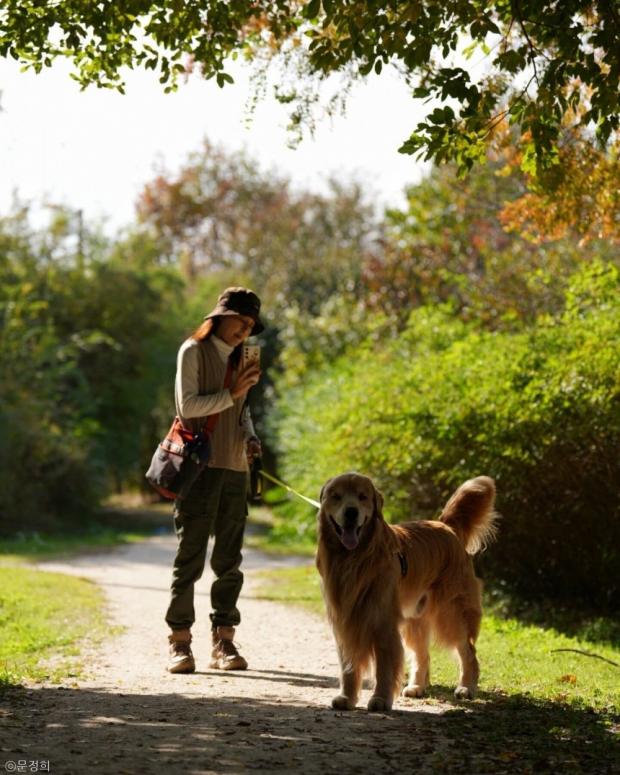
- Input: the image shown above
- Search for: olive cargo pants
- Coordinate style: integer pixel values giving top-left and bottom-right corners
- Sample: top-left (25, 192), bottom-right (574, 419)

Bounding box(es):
top-left (165, 467), bottom-right (248, 631)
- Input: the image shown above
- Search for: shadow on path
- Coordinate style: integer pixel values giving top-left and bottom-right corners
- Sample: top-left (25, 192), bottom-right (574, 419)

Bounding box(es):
top-left (190, 669), bottom-right (338, 689)
top-left (2, 682), bottom-right (617, 774)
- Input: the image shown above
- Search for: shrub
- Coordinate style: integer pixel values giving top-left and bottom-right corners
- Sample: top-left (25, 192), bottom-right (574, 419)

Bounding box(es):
top-left (269, 262), bottom-right (620, 609)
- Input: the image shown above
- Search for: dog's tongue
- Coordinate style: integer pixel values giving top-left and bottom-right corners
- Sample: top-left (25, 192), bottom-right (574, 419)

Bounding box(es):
top-left (341, 526), bottom-right (359, 550)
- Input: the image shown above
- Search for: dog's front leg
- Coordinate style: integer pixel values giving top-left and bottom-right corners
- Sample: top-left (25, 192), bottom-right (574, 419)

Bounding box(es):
top-left (368, 635), bottom-right (404, 713)
top-left (332, 646), bottom-right (361, 711)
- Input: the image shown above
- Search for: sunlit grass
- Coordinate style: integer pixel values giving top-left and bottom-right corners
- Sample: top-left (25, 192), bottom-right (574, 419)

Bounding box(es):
top-left (0, 528), bottom-right (154, 565)
top-left (0, 567), bottom-right (108, 688)
top-left (252, 564), bottom-right (321, 614)
top-left (245, 504), bottom-right (316, 557)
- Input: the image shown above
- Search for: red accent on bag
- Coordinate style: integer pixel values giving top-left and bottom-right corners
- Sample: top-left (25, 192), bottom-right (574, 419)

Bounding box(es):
top-left (145, 356), bottom-right (234, 500)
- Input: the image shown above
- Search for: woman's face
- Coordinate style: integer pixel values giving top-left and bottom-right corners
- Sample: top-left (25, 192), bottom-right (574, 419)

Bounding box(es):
top-left (215, 314), bottom-right (255, 346)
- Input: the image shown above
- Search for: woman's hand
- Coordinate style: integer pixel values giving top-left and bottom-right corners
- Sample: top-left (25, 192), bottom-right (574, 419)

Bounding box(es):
top-left (246, 436), bottom-right (262, 463)
top-left (230, 362), bottom-right (261, 400)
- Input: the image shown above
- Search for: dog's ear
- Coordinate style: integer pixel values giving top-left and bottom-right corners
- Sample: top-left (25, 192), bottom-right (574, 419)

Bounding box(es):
top-left (373, 485), bottom-right (385, 520)
top-left (319, 478), bottom-right (333, 504)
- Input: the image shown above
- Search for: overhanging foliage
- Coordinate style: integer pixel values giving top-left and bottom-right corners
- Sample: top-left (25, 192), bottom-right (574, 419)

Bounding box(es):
top-left (1, 1), bottom-right (619, 175)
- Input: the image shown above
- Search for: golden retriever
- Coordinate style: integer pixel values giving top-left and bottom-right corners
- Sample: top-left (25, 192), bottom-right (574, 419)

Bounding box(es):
top-left (316, 472), bottom-right (497, 712)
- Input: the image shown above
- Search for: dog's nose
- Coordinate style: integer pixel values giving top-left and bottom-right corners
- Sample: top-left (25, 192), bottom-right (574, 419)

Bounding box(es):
top-left (344, 506), bottom-right (358, 522)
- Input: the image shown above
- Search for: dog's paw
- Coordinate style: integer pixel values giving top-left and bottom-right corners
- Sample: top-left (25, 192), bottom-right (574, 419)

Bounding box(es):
top-left (367, 695), bottom-right (392, 713)
top-left (402, 684), bottom-right (426, 699)
top-left (454, 685), bottom-right (475, 700)
top-left (331, 694), bottom-right (356, 711)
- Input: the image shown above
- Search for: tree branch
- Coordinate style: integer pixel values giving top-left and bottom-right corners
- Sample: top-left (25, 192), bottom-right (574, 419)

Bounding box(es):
top-left (481, 73), bottom-right (537, 140)
top-left (512, 0), bottom-right (552, 81)
top-left (551, 648), bottom-right (620, 668)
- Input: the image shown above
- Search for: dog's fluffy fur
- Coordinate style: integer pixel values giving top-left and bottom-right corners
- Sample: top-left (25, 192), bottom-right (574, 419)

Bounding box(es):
top-left (316, 472), bottom-right (497, 712)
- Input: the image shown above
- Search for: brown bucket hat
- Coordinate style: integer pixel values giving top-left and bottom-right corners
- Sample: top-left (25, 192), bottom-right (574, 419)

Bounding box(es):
top-left (204, 287), bottom-right (264, 335)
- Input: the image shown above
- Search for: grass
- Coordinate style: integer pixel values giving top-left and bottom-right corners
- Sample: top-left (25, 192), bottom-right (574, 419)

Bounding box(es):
top-left (251, 563), bottom-right (322, 613)
top-left (245, 503), bottom-right (316, 557)
top-left (0, 528), bottom-right (156, 565)
top-left (0, 499), bottom-right (312, 562)
top-left (0, 566), bottom-right (108, 688)
top-left (252, 565), bottom-right (620, 720)
top-left (0, 502), bottom-right (173, 565)
top-left (0, 498), bottom-right (171, 689)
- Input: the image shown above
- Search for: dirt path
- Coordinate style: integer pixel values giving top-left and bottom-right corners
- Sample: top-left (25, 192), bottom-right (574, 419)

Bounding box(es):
top-left (2, 534), bottom-right (616, 774)
top-left (0, 533), bottom-right (457, 774)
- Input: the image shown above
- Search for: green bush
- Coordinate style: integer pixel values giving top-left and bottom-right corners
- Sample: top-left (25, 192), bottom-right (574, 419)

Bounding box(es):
top-left (269, 261), bottom-right (620, 609)
top-left (0, 212), bottom-right (181, 530)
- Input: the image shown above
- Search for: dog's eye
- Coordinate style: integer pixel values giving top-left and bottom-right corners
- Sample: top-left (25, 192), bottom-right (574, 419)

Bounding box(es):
top-left (358, 493), bottom-right (368, 501)
top-left (331, 493), bottom-right (342, 501)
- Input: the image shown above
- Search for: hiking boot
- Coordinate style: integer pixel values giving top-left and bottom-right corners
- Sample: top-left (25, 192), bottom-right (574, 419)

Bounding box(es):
top-left (210, 626), bottom-right (248, 670)
top-left (167, 629), bottom-right (196, 674)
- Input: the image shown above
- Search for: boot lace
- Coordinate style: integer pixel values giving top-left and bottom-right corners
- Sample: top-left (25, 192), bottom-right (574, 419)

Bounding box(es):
top-left (173, 640), bottom-right (192, 656)
top-left (218, 639), bottom-right (241, 658)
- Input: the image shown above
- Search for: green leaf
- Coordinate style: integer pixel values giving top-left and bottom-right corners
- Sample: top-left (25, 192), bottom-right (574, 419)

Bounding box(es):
top-left (303, 0), bottom-right (321, 20)
top-left (216, 71), bottom-right (234, 87)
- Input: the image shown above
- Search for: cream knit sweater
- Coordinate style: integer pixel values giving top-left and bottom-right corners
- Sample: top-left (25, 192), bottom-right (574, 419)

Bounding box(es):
top-left (174, 336), bottom-right (256, 472)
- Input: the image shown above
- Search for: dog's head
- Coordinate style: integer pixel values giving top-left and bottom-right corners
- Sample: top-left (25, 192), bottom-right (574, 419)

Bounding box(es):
top-left (319, 472), bottom-right (384, 551)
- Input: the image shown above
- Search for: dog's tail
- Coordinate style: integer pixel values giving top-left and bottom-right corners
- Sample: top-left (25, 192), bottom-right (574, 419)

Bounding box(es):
top-left (439, 476), bottom-right (498, 554)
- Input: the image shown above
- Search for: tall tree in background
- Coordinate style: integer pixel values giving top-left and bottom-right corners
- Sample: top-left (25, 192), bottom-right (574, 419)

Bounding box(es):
top-left (498, 129), bottom-right (620, 245)
top-left (0, 205), bottom-right (184, 529)
top-left (136, 140), bottom-right (380, 316)
top-left (364, 156), bottom-right (618, 328)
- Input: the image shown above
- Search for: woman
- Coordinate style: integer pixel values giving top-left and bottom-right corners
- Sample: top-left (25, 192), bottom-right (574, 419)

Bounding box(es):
top-left (166, 286), bottom-right (263, 674)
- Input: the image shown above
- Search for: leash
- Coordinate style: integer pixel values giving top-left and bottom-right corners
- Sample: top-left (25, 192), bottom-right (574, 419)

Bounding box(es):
top-left (258, 469), bottom-right (321, 509)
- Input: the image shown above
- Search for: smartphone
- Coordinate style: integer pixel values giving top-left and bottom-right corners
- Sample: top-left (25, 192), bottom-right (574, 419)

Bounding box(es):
top-left (242, 344), bottom-right (261, 368)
